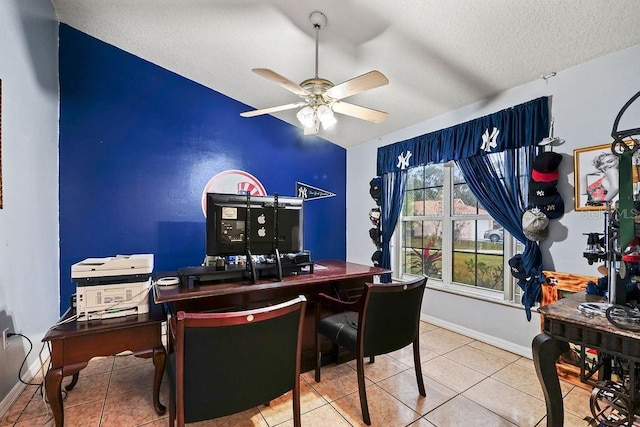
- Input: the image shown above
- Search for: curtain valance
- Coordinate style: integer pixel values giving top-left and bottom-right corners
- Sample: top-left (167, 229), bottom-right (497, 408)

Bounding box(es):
top-left (377, 97), bottom-right (549, 175)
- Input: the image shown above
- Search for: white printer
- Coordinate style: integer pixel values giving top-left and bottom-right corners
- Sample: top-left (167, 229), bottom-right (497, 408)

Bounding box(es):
top-left (72, 254), bottom-right (154, 321)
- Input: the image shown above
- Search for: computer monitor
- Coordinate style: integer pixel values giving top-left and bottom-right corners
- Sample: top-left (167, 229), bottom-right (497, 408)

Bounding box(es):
top-left (205, 193), bottom-right (303, 257)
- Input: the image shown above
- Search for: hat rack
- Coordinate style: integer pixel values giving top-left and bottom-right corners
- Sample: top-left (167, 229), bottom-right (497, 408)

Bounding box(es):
top-left (538, 118), bottom-right (565, 151)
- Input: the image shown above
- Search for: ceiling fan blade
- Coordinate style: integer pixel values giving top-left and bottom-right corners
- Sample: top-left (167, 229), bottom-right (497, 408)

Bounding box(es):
top-left (325, 70), bottom-right (389, 100)
top-left (252, 68), bottom-right (310, 97)
top-left (332, 101), bottom-right (388, 123)
top-left (240, 102), bottom-right (307, 118)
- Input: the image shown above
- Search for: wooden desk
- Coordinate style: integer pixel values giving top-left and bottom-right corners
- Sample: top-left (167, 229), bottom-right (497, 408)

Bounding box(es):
top-left (42, 301), bottom-right (167, 427)
top-left (533, 292), bottom-right (640, 426)
top-left (154, 260), bottom-right (389, 371)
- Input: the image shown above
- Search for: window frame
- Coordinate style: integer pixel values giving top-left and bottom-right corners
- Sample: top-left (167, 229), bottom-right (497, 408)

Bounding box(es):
top-left (395, 161), bottom-right (519, 304)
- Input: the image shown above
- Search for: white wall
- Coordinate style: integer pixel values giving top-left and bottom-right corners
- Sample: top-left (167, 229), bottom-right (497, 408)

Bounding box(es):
top-left (347, 43), bottom-right (640, 357)
top-left (0, 0), bottom-right (59, 407)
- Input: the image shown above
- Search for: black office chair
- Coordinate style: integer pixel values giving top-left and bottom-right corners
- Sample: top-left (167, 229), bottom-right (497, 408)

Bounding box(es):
top-left (315, 276), bottom-right (428, 425)
top-left (167, 296), bottom-right (307, 427)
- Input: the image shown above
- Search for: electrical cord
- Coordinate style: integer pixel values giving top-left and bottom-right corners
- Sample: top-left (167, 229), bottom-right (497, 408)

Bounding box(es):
top-left (8, 333), bottom-right (42, 387)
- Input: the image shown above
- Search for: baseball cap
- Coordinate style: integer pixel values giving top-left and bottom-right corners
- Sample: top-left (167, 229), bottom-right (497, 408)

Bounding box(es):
top-left (533, 151), bottom-right (563, 173)
top-left (369, 178), bottom-right (381, 205)
top-left (528, 180), bottom-right (558, 205)
top-left (508, 254), bottom-right (530, 281)
top-left (522, 208), bottom-right (549, 241)
top-left (369, 208), bottom-right (381, 226)
top-left (369, 227), bottom-right (381, 247)
top-left (371, 250), bottom-right (382, 267)
top-left (537, 193), bottom-right (565, 219)
top-left (531, 168), bottom-right (560, 182)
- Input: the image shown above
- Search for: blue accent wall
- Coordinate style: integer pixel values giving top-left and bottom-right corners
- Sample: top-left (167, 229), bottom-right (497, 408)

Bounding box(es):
top-left (58, 24), bottom-right (346, 313)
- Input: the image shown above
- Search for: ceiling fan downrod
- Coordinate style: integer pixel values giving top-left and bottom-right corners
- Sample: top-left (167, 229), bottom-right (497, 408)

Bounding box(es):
top-left (309, 11), bottom-right (327, 79)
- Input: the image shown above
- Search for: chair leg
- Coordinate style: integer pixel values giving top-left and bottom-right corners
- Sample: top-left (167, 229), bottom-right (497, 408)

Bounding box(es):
top-left (413, 338), bottom-right (426, 396)
top-left (315, 334), bottom-right (321, 382)
top-left (369, 355), bottom-right (375, 363)
top-left (169, 381), bottom-right (175, 427)
top-left (293, 375), bottom-right (302, 427)
top-left (356, 352), bottom-right (371, 425)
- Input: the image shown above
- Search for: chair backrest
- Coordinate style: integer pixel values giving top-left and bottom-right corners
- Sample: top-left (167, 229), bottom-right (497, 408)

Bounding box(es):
top-left (172, 296), bottom-right (307, 424)
top-left (358, 276), bottom-right (427, 357)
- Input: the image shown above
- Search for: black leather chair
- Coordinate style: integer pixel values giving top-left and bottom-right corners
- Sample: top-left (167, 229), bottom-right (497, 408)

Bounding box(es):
top-left (167, 296), bottom-right (307, 427)
top-left (315, 276), bottom-right (428, 425)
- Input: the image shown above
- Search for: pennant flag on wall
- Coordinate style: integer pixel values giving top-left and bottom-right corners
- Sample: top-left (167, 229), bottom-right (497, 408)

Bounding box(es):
top-left (296, 182), bottom-right (336, 201)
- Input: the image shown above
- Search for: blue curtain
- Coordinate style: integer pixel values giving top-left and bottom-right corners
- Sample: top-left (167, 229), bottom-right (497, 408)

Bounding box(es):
top-left (456, 149), bottom-right (544, 321)
top-left (376, 97), bottom-right (549, 318)
top-left (380, 171), bottom-right (407, 282)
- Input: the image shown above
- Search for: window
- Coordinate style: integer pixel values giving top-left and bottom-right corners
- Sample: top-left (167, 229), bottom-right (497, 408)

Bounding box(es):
top-left (399, 156), bottom-right (525, 302)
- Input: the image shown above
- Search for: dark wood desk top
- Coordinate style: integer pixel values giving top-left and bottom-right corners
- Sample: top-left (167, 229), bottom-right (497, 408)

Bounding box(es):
top-left (538, 291), bottom-right (640, 345)
top-left (153, 260), bottom-right (389, 304)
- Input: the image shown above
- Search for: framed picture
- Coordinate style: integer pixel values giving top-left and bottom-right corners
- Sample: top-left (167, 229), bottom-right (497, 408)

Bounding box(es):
top-left (573, 142), bottom-right (638, 211)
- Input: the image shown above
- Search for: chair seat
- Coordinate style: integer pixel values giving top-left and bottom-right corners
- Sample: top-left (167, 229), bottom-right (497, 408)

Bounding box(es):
top-left (318, 311), bottom-right (358, 351)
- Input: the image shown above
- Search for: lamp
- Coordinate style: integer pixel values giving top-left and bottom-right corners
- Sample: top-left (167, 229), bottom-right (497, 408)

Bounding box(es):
top-left (296, 104), bottom-right (336, 134)
top-left (316, 104), bottom-right (337, 129)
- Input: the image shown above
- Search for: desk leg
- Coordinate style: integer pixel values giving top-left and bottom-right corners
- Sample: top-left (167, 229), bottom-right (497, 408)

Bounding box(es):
top-left (45, 367), bottom-right (64, 427)
top-left (152, 346), bottom-right (166, 415)
top-left (532, 333), bottom-right (570, 427)
top-left (65, 372), bottom-right (79, 391)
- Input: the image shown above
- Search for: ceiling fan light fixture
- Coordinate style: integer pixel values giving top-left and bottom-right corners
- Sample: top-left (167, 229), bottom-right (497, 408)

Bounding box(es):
top-left (296, 106), bottom-right (316, 128)
top-left (317, 104), bottom-right (337, 129)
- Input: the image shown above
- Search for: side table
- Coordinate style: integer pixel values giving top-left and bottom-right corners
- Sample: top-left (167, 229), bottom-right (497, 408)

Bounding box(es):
top-left (42, 301), bottom-right (166, 426)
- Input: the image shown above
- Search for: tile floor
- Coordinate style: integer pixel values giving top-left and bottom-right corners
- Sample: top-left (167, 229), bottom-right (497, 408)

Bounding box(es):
top-left (0, 321), bottom-right (597, 427)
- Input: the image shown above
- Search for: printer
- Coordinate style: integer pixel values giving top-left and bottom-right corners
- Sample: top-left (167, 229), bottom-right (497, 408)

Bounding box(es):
top-left (72, 254), bottom-right (154, 321)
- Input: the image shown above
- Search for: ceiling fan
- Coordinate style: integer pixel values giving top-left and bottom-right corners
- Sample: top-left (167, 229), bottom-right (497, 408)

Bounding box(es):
top-left (240, 11), bottom-right (389, 135)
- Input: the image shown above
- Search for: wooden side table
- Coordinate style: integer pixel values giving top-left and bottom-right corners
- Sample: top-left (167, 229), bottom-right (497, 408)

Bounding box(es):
top-left (42, 300), bottom-right (166, 427)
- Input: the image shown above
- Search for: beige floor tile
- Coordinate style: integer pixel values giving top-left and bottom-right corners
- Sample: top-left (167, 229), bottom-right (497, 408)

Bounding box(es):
top-left (277, 404), bottom-right (351, 427)
top-left (421, 356), bottom-right (487, 393)
top-left (258, 379), bottom-right (327, 426)
top-left (113, 351), bottom-right (152, 371)
top-left (444, 345), bottom-right (513, 376)
top-left (408, 417), bottom-right (436, 426)
top-left (80, 356), bottom-right (114, 376)
top-left (13, 412), bottom-right (55, 426)
top-left (467, 341), bottom-right (521, 363)
top-left (536, 411), bottom-right (593, 427)
top-left (421, 331), bottom-right (468, 355)
top-left (491, 361), bottom-right (574, 400)
top-left (1, 386), bottom-right (39, 422)
top-left (56, 399), bottom-right (103, 427)
top-left (102, 387), bottom-right (164, 426)
top-left (304, 363), bottom-right (372, 403)
top-left (331, 384), bottom-right (421, 427)
top-left (107, 363), bottom-right (156, 396)
top-left (425, 395), bottom-right (517, 426)
top-left (346, 354), bottom-right (409, 383)
top-left (429, 328), bottom-right (474, 345)
top-left (377, 370), bottom-right (456, 416)
top-left (462, 377), bottom-right (546, 427)
top-left (387, 340), bottom-right (439, 366)
top-left (63, 371), bottom-right (110, 407)
top-left (189, 407), bottom-right (268, 426)
top-left (418, 322), bottom-right (439, 333)
top-left (562, 386), bottom-right (593, 420)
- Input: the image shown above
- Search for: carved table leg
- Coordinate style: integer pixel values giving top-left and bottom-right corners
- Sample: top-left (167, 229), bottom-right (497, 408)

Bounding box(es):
top-left (64, 372), bottom-right (80, 391)
top-left (45, 367), bottom-right (64, 427)
top-left (532, 333), bottom-right (570, 427)
top-left (152, 346), bottom-right (167, 415)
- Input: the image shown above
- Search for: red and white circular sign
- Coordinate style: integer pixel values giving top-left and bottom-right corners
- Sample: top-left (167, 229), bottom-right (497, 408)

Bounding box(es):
top-left (201, 170), bottom-right (267, 217)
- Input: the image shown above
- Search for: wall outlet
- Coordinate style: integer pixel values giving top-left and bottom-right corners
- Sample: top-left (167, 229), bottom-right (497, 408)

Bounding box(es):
top-left (2, 328), bottom-right (9, 350)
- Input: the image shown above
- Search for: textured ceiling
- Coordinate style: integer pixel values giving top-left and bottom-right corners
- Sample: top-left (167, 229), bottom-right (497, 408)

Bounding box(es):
top-left (50, 0), bottom-right (640, 148)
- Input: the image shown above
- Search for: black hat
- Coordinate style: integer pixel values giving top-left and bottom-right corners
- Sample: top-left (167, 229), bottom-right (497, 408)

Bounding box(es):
top-left (369, 208), bottom-right (381, 226)
top-left (528, 180), bottom-right (558, 205)
top-left (533, 151), bottom-right (562, 173)
top-left (369, 177), bottom-right (381, 205)
top-left (371, 250), bottom-right (382, 267)
top-left (369, 227), bottom-right (381, 247)
top-left (508, 254), bottom-right (530, 280)
top-left (537, 193), bottom-right (565, 220)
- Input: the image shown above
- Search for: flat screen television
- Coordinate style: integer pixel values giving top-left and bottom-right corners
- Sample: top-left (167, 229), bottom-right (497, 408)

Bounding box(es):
top-left (206, 193), bottom-right (303, 257)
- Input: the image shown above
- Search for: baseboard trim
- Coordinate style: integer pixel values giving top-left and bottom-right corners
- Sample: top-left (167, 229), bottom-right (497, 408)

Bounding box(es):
top-left (0, 349), bottom-right (51, 418)
top-left (421, 313), bottom-right (533, 359)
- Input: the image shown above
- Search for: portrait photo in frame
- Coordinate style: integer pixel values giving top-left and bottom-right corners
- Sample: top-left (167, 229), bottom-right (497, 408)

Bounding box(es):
top-left (573, 142), bottom-right (638, 211)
